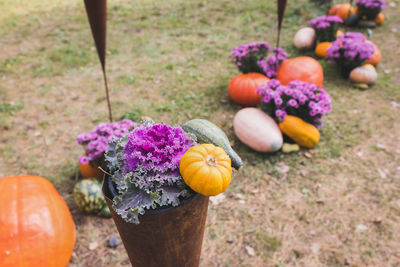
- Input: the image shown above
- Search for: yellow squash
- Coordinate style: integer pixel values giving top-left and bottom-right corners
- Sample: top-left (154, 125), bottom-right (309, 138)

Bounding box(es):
top-left (180, 144), bottom-right (232, 196)
top-left (279, 115), bottom-right (320, 148)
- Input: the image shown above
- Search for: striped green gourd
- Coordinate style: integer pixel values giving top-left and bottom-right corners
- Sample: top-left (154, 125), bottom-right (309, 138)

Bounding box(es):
top-left (182, 119), bottom-right (243, 170)
top-left (73, 179), bottom-right (111, 218)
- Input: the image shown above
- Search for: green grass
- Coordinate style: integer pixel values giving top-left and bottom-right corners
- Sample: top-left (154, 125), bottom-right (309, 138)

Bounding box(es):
top-left (1, 0), bottom-right (400, 266)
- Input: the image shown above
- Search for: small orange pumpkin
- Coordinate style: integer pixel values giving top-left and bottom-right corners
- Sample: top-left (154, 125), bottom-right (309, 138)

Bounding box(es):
top-left (328, 3), bottom-right (354, 20)
top-left (0, 176), bottom-right (76, 267)
top-left (373, 13), bottom-right (384, 25)
top-left (336, 29), bottom-right (344, 37)
top-left (279, 116), bottom-right (320, 148)
top-left (180, 144), bottom-right (232, 196)
top-left (276, 57), bottom-right (324, 87)
top-left (315, 42), bottom-right (332, 58)
top-left (365, 41), bottom-right (381, 66)
top-left (79, 153), bottom-right (103, 179)
top-left (228, 73), bottom-right (270, 106)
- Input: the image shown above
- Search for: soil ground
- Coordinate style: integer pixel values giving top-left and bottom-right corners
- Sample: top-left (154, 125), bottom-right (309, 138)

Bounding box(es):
top-left (1, 0), bottom-right (400, 266)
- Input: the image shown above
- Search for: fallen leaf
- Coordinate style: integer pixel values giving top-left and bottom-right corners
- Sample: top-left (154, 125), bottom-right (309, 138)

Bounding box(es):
top-left (311, 243), bottom-right (320, 254)
top-left (210, 194), bottom-right (225, 205)
top-left (377, 168), bottom-right (387, 179)
top-left (304, 152), bottom-right (313, 158)
top-left (245, 246), bottom-right (255, 256)
top-left (89, 242), bottom-right (98, 250)
top-left (356, 224), bottom-right (368, 232)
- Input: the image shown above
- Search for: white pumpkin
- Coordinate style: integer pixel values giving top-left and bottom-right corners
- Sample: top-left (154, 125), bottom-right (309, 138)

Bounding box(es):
top-left (294, 27), bottom-right (316, 50)
top-left (233, 108), bottom-right (283, 153)
top-left (349, 64), bottom-right (377, 85)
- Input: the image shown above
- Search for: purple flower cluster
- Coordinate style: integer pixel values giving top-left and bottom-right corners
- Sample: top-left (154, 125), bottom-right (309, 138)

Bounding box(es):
top-left (257, 48), bottom-right (288, 78)
top-left (231, 42), bottom-right (287, 78)
top-left (257, 79), bottom-right (332, 129)
top-left (309, 15), bottom-right (343, 29)
top-left (356, 0), bottom-right (386, 9)
top-left (326, 32), bottom-right (374, 75)
top-left (77, 120), bottom-right (138, 164)
top-left (123, 123), bottom-right (195, 187)
top-left (356, 0), bottom-right (386, 19)
top-left (309, 16), bottom-right (343, 42)
top-left (231, 42), bottom-right (270, 65)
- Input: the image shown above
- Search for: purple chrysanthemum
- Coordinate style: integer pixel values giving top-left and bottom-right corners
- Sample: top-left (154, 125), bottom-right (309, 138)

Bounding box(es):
top-left (309, 15), bottom-right (343, 42)
top-left (231, 42), bottom-right (287, 78)
top-left (257, 47), bottom-right (288, 78)
top-left (356, 0), bottom-right (386, 19)
top-left (257, 79), bottom-right (332, 129)
top-left (77, 119), bottom-right (139, 163)
top-left (326, 32), bottom-right (375, 76)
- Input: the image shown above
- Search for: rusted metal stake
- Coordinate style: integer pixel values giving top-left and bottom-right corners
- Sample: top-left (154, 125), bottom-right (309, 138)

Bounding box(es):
top-left (83, 0), bottom-right (113, 122)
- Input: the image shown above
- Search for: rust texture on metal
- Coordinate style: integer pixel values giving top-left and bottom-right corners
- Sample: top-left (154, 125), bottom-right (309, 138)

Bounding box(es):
top-left (83, 0), bottom-right (107, 68)
top-left (276, 0), bottom-right (288, 48)
top-left (83, 0), bottom-right (113, 121)
top-left (102, 176), bottom-right (210, 267)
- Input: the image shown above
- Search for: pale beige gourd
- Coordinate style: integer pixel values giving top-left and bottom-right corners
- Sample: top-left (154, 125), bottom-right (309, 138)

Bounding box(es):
top-left (233, 108), bottom-right (283, 152)
top-left (349, 64), bottom-right (377, 85)
top-left (294, 27), bottom-right (316, 50)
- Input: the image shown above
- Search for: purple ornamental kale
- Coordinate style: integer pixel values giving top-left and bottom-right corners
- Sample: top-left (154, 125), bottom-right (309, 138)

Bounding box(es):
top-left (326, 32), bottom-right (374, 76)
top-left (105, 123), bottom-right (196, 224)
top-left (123, 123), bottom-right (194, 187)
top-left (356, 0), bottom-right (386, 19)
top-left (77, 119), bottom-right (138, 165)
top-left (257, 79), bottom-right (332, 129)
top-left (309, 15), bottom-right (343, 42)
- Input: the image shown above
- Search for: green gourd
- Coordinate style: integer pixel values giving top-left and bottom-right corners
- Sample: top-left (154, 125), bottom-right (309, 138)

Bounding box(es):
top-left (73, 179), bottom-right (111, 218)
top-left (182, 119), bottom-right (243, 170)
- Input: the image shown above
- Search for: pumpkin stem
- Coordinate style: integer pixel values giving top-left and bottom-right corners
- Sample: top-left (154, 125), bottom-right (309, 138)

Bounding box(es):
top-left (206, 155), bottom-right (218, 167)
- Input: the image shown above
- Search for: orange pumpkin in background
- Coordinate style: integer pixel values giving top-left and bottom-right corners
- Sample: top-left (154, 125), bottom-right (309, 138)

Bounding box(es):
top-left (328, 3), bottom-right (354, 20)
top-left (315, 42), bottom-right (332, 58)
top-left (0, 175), bottom-right (76, 267)
top-left (365, 41), bottom-right (381, 66)
top-left (228, 73), bottom-right (270, 106)
top-left (276, 57), bottom-right (324, 87)
top-left (79, 153), bottom-right (103, 179)
top-left (374, 13), bottom-right (384, 25)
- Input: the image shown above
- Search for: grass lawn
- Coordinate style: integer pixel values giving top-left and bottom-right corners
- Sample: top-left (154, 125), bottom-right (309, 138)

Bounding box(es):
top-left (1, 0), bottom-right (400, 266)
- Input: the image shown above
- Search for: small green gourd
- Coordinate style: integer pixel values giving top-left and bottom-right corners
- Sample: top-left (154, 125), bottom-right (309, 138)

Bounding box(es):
top-left (73, 179), bottom-right (111, 218)
top-left (182, 119), bottom-right (243, 170)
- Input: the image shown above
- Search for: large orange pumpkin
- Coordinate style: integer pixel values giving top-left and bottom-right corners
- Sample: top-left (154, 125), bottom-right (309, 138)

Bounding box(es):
top-left (328, 3), bottom-right (354, 20)
top-left (228, 73), bottom-right (270, 106)
top-left (365, 41), bottom-right (381, 66)
top-left (276, 57), bottom-right (324, 87)
top-left (0, 176), bottom-right (76, 267)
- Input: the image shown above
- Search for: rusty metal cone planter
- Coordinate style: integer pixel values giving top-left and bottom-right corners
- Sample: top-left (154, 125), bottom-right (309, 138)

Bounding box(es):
top-left (102, 175), bottom-right (209, 267)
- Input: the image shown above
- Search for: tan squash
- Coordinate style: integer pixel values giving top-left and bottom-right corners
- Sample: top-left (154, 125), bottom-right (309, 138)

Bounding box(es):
top-left (349, 64), bottom-right (377, 85)
top-left (294, 27), bottom-right (316, 50)
top-left (279, 115), bottom-right (320, 148)
top-left (233, 108), bottom-right (283, 152)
